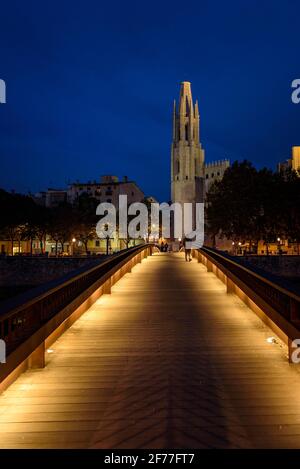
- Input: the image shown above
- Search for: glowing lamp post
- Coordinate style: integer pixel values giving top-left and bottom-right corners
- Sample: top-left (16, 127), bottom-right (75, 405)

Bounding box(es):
top-left (71, 238), bottom-right (76, 256)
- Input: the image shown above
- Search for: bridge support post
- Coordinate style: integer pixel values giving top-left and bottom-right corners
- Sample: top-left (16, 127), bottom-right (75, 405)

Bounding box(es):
top-left (206, 260), bottom-right (213, 272)
top-left (126, 259), bottom-right (132, 273)
top-left (226, 277), bottom-right (235, 294)
top-left (28, 341), bottom-right (45, 369)
top-left (103, 278), bottom-right (111, 294)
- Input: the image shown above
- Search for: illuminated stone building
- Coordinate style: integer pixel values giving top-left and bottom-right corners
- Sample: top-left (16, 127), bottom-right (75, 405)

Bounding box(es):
top-left (278, 146), bottom-right (300, 175)
top-left (204, 159), bottom-right (230, 195)
top-left (171, 82), bottom-right (205, 206)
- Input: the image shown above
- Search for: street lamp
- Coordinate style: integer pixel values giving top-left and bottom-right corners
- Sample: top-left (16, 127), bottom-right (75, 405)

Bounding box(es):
top-left (277, 237), bottom-right (282, 255)
top-left (71, 238), bottom-right (76, 256)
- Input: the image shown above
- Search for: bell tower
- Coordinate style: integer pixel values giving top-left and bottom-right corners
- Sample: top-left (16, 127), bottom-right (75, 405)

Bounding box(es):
top-left (171, 81), bottom-right (205, 205)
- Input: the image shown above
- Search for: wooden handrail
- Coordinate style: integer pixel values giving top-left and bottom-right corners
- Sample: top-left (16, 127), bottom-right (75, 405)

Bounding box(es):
top-left (201, 247), bottom-right (300, 302)
top-left (197, 247), bottom-right (300, 357)
top-left (0, 244), bottom-right (152, 357)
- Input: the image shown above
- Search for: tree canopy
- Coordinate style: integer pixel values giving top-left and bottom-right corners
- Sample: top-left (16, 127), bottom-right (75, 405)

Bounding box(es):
top-left (206, 160), bottom-right (300, 249)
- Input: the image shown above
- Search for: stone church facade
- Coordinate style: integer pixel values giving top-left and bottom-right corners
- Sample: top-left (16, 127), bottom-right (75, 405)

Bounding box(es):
top-left (171, 81), bottom-right (230, 206)
top-left (171, 82), bottom-right (205, 206)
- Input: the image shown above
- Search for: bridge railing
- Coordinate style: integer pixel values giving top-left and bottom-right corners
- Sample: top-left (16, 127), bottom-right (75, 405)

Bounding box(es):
top-left (194, 247), bottom-right (300, 361)
top-left (0, 244), bottom-right (153, 390)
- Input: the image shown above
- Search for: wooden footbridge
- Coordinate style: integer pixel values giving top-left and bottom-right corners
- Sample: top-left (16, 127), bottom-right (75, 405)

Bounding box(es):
top-left (1, 245), bottom-right (300, 448)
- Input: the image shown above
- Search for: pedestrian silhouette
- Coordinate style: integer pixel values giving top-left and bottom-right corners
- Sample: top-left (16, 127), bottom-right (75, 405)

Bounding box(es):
top-left (183, 237), bottom-right (192, 262)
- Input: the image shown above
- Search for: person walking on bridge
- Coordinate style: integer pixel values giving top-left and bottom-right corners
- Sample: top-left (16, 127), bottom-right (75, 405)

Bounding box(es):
top-left (183, 237), bottom-right (192, 262)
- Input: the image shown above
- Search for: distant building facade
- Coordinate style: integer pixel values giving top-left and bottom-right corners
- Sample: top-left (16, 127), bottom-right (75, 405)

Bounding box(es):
top-left (67, 175), bottom-right (144, 208)
top-left (0, 175), bottom-right (148, 256)
top-left (32, 175), bottom-right (145, 209)
top-left (204, 159), bottom-right (230, 195)
top-left (278, 146), bottom-right (300, 175)
top-left (33, 189), bottom-right (67, 208)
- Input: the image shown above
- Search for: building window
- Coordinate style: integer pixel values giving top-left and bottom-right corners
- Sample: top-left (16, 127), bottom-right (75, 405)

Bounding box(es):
top-left (95, 240), bottom-right (100, 247)
top-left (131, 191), bottom-right (134, 196)
top-left (185, 124), bottom-right (189, 141)
top-left (177, 160), bottom-right (180, 173)
top-left (186, 175), bottom-right (188, 180)
top-left (211, 173), bottom-right (214, 178)
top-left (217, 171), bottom-right (220, 176)
top-left (206, 174), bottom-right (208, 179)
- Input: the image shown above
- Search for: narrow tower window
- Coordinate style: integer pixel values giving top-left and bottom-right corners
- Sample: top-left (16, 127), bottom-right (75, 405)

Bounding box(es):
top-left (177, 160), bottom-right (180, 174)
top-left (185, 124), bottom-right (189, 141)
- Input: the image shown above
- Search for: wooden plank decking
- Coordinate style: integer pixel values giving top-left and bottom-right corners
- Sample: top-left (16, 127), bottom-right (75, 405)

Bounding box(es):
top-left (0, 252), bottom-right (300, 448)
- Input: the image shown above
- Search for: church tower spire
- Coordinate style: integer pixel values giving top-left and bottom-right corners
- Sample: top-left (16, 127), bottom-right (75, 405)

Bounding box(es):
top-left (171, 81), bottom-right (205, 205)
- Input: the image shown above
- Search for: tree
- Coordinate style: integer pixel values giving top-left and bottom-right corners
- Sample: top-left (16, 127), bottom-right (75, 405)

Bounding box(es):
top-left (206, 160), bottom-right (260, 245)
top-left (280, 169), bottom-right (300, 254)
top-left (73, 194), bottom-right (98, 255)
top-left (48, 204), bottom-right (75, 256)
top-left (205, 161), bottom-right (291, 253)
top-left (32, 205), bottom-right (51, 255)
top-left (0, 190), bottom-right (37, 255)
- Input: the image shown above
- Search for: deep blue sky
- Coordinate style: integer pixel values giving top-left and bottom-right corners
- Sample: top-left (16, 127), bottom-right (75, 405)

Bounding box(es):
top-left (0, 0), bottom-right (299, 202)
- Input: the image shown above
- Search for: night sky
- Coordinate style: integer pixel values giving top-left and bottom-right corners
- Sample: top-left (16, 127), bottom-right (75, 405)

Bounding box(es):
top-left (0, 0), bottom-right (299, 202)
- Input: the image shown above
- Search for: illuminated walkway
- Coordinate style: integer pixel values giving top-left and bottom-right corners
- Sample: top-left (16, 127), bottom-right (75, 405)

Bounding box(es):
top-left (1, 253), bottom-right (300, 448)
